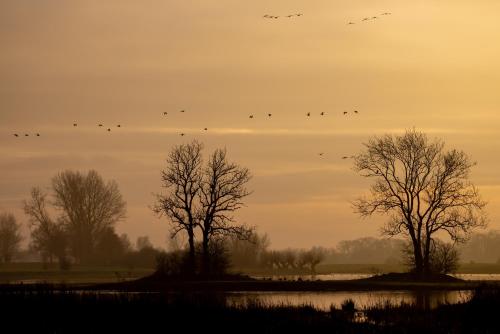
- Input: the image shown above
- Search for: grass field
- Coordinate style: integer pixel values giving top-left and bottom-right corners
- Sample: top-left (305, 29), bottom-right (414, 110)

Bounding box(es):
top-left (0, 262), bottom-right (154, 284)
top-left (2, 262), bottom-right (500, 285)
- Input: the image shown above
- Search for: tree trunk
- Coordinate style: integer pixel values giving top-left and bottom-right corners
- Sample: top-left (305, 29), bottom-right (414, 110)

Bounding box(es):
top-left (201, 231), bottom-right (210, 276)
top-left (412, 240), bottom-right (424, 278)
top-left (423, 235), bottom-right (432, 276)
top-left (187, 228), bottom-right (196, 275)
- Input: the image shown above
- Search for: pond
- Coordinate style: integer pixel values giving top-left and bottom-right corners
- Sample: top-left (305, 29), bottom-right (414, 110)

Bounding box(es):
top-left (226, 290), bottom-right (473, 311)
top-left (254, 273), bottom-right (500, 281)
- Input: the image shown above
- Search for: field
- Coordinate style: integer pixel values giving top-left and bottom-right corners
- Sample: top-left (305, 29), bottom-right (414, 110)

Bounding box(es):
top-left (2, 262), bottom-right (500, 285)
top-left (0, 262), bottom-right (154, 284)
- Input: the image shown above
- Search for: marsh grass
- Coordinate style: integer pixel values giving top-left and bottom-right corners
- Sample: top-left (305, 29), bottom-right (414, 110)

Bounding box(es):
top-left (1, 285), bottom-right (499, 333)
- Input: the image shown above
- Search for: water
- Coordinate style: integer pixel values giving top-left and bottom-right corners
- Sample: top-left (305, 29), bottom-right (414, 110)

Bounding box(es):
top-left (254, 273), bottom-right (500, 281)
top-left (226, 290), bottom-right (473, 311)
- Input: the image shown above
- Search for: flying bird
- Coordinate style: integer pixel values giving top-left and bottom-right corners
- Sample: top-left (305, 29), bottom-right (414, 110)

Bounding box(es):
top-left (362, 17), bottom-right (370, 21)
top-left (163, 112), bottom-right (168, 115)
top-left (348, 22), bottom-right (355, 25)
top-left (306, 112), bottom-right (310, 117)
top-left (36, 133), bottom-right (40, 137)
top-left (13, 134), bottom-right (18, 137)
top-left (180, 110), bottom-right (185, 113)
top-left (117, 125), bottom-right (121, 127)
top-left (73, 123), bottom-right (77, 127)
top-left (343, 111), bottom-right (348, 115)
top-left (268, 113), bottom-right (272, 117)
top-left (354, 110), bottom-right (359, 114)
top-left (320, 112), bottom-right (325, 116)
top-left (381, 12), bottom-right (392, 15)
top-left (319, 153), bottom-right (324, 156)
top-left (372, 16), bottom-right (378, 19)
top-left (180, 133), bottom-right (185, 136)
top-left (98, 124), bottom-right (103, 127)
top-left (107, 128), bottom-right (111, 132)
top-left (204, 128), bottom-right (208, 131)
top-left (25, 134), bottom-right (29, 137)
top-left (249, 115), bottom-right (254, 119)
top-left (296, 13), bottom-right (303, 16)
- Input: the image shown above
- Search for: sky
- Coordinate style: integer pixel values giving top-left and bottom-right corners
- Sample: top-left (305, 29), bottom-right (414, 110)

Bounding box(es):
top-left (1, 0), bottom-right (500, 249)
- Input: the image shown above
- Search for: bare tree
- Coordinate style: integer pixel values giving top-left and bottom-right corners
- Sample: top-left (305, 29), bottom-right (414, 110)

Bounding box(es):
top-left (51, 170), bottom-right (126, 264)
top-left (353, 129), bottom-right (486, 277)
top-left (198, 148), bottom-right (253, 274)
top-left (153, 141), bottom-right (203, 273)
top-left (136, 236), bottom-right (153, 251)
top-left (23, 187), bottom-right (67, 266)
top-left (0, 213), bottom-right (22, 263)
top-left (402, 239), bottom-right (460, 275)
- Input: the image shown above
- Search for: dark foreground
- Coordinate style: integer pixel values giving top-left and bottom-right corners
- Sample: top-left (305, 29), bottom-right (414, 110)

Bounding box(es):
top-left (2, 284), bottom-right (500, 333)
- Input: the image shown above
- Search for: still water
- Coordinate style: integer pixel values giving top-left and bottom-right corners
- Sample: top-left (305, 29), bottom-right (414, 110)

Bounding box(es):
top-left (254, 273), bottom-right (500, 281)
top-left (226, 290), bottom-right (473, 311)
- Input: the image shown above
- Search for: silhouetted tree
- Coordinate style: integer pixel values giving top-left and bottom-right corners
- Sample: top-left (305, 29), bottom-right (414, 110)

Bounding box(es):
top-left (154, 141), bottom-right (253, 276)
top-left (458, 231), bottom-right (500, 263)
top-left (227, 231), bottom-right (270, 269)
top-left (24, 188), bottom-right (68, 267)
top-left (402, 239), bottom-right (460, 275)
top-left (0, 213), bottom-right (22, 263)
top-left (136, 236), bottom-right (153, 251)
top-left (198, 148), bottom-right (253, 274)
top-left (154, 141), bottom-right (203, 274)
top-left (94, 227), bottom-right (128, 265)
top-left (25, 171), bottom-right (126, 265)
top-left (51, 170), bottom-right (126, 264)
top-left (354, 129), bottom-right (486, 277)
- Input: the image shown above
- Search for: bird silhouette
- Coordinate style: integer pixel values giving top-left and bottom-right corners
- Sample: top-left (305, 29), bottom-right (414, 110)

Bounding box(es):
top-left (249, 115), bottom-right (254, 119)
top-left (348, 22), bottom-right (355, 25)
top-left (117, 125), bottom-right (121, 127)
top-left (319, 153), bottom-right (324, 156)
top-left (362, 17), bottom-right (369, 21)
top-left (204, 128), bottom-right (208, 131)
top-left (180, 110), bottom-right (185, 113)
top-left (107, 128), bottom-right (111, 132)
top-left (98, 124), bottom-right (103, 127)
top-left (13, 134), bottom-right (18, 137)
top-left (296, 13), bottom-right (303, 16)
top-left (287, 15), bottom-right (294, 18)
top-left (342, 156), bottom-right (349, 159)
top-left (343, 111), bottom-right (348, 115)
top-left (25, 134), bottom-right (29, 137)
top-left (163, 112), bottom-right (168, 115)
top-left (306, 112), bottom-right (311, 117)
top-left (354, 110), bottom-right (359, 114)
top-left (73, 123), bottom-right (77, 127)
top-left (36, 133), bottom-right (40, 137)
top-left (320, 112), bottom-right (325, 116)
top-left (372, 16), bottom-right (378, 19)
top-left (381, 12), bottom-right (392, 15)
top-left (268, 113), bottom-right (272, 117)
top-left (180, 133), bottom-right (185, 136)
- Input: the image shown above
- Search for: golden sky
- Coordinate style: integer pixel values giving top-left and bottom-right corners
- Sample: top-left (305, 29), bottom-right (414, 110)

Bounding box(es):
top-left (1, 0), bottom-right (500, 248)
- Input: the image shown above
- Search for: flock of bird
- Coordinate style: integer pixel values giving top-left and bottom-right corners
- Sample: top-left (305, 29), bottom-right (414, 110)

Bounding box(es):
top-left (263, 13), bottom-right (303, 19)
top-left (347, 12), bottom-right (391, 25)
top-left (10, 9), bottom-right (386, 160)
top-left (11, 107), bottom-right (362, 159)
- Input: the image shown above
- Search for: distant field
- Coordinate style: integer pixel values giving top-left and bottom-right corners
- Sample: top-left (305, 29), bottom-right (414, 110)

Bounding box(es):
top-left (2, 262), bottom-right (500, 284)
top-left (0, 262), bottom-right (154, 284)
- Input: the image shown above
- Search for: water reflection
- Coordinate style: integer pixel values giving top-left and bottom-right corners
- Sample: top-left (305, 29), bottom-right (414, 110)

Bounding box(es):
top-left (226, 290), bottom-right (472, 311)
